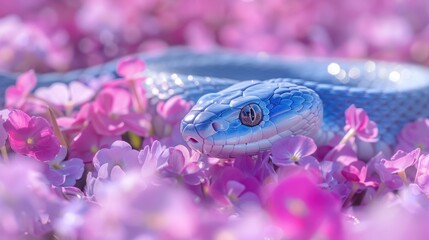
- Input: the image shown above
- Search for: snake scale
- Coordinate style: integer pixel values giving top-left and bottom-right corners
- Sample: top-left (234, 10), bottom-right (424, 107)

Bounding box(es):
top-left (1, 48), bottom-right (429, 158)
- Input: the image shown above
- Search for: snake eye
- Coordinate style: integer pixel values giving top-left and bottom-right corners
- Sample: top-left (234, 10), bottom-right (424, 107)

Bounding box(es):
top-left (239, 103), bottom-right (263, 127)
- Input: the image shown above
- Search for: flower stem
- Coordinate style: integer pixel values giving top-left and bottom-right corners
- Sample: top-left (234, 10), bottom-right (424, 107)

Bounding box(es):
top-left (339, 128), bottom-right (356, 145)
top-left (398, 171), bottom-right (408, 185)
top-left (47, 108), bottom-right (68, 148)
top-left (1, 146), bottom-right (8, 161)
top-left (129, 79), bottom-right (145, 113)
top-left (343, 182), bottom-right (359, 208)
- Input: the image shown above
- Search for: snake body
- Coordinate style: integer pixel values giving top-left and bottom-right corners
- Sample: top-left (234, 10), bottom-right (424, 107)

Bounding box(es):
top-left (2, 48), bottom-right (429, 157)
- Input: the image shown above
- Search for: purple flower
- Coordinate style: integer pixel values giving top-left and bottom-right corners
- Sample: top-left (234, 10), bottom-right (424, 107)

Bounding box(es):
top-left (373, 157), bottom-right (403, 190)
top-left (208, 166), bottom-right (261, 208)
top-left (93, 140), bottom-right (140, 174)
top-left (396, 119), bottom-right (429, 154)
top-left (0, 158), bottom-right (63, 238)
top-left (271, 135), bottom-right (318, 167)
top-left (138, 140), bottom-right (166, 178)
top-left (265, 172), bottom-right (343, 240)
top-left (158, 145), bottom-right (205, 185)
top-left (43, 147), bottom-right (84, 187)
top-left (233, 153), bottom-right (276, 183)
top-left (3, 109), bottom-right (60, 161)
top-left (86, 141), bottom-right (140, 198)
top-left (82, 173), bottom-right (200, 240)
top-left (344, 104), bottom-right (378, 142)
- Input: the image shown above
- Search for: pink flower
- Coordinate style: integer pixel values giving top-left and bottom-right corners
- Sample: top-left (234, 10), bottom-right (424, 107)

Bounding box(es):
top-left (396, 119), bottom-right (429, 154)
top-left (5, 70), bottom-right (36, 108)
top-left (69, 124), bottom-right (120, 163)
top-left (3, 109), bottom-right (60, 161)
top-left (156, 95), bottom-right (192, 125)
top-left (383, 148), bottom-right (420, 173)
top-left (105, 57), bottom-right (148, 113)
top-left (116, 57), bottom-right (146, 78)
top-left (271, 135), bottom-right (318, 167)
top-left (35, 81), bottom-right (95, 111)
top-left (265, 172), bottom-right (343, 240)
top-left (344, 104), bottom-right (378, 142)
top-left (90, 87), bottom-right (151, 136)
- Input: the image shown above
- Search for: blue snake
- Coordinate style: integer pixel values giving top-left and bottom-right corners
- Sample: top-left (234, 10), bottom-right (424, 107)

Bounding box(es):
top-left (2, 48), bottom-right (429, 158)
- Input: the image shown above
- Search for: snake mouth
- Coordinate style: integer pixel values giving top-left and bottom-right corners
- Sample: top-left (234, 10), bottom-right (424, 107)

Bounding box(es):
top-left (188, 137), bottom-right (199, 144)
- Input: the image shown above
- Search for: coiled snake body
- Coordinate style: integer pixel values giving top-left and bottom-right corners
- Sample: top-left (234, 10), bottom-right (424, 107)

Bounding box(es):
top-left (2, 48), bottom-right (429, 157)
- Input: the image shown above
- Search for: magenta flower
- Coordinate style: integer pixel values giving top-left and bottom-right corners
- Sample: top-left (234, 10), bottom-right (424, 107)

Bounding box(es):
top-left (158, 145), bottom-right (205, 185)
top-left (341, 160), bottom-right (377, 187)
top-left (90, 87), bottom-right (151, 136)
top-left (396, 119), bottom-right (429, 154)
top-left (344, 104), bottom-right (378, 142)
top-left (209, 166), bottom-right (261, 208)
top-left (69, 124), bottom-right (120, 163)
top-left (271, 135), bottom-right (318, 166)
top-left (3, 109), bottom-right (60, 161)
top-left (265, 172), bottom-right (343, 240)
top-left (5, 70), bottom-right (36, 108)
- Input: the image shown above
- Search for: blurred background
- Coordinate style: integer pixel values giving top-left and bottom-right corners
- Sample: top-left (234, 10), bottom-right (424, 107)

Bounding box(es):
top-left (1, 0), bottom-right (429, 72)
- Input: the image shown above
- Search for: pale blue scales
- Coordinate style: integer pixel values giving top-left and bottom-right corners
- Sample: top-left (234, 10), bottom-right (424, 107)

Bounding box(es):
top-left (1, 48), bottom-right (429, 157)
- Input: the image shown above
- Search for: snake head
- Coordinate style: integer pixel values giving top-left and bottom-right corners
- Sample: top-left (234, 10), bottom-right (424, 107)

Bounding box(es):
top-left (181, 79), bottom-right (323, 158)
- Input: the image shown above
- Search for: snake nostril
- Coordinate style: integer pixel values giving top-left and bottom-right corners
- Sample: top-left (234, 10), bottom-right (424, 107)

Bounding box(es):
top-left (212, 122), bottom-right (221, 131)
top-left (188, 137), bottom-right (199, 144)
